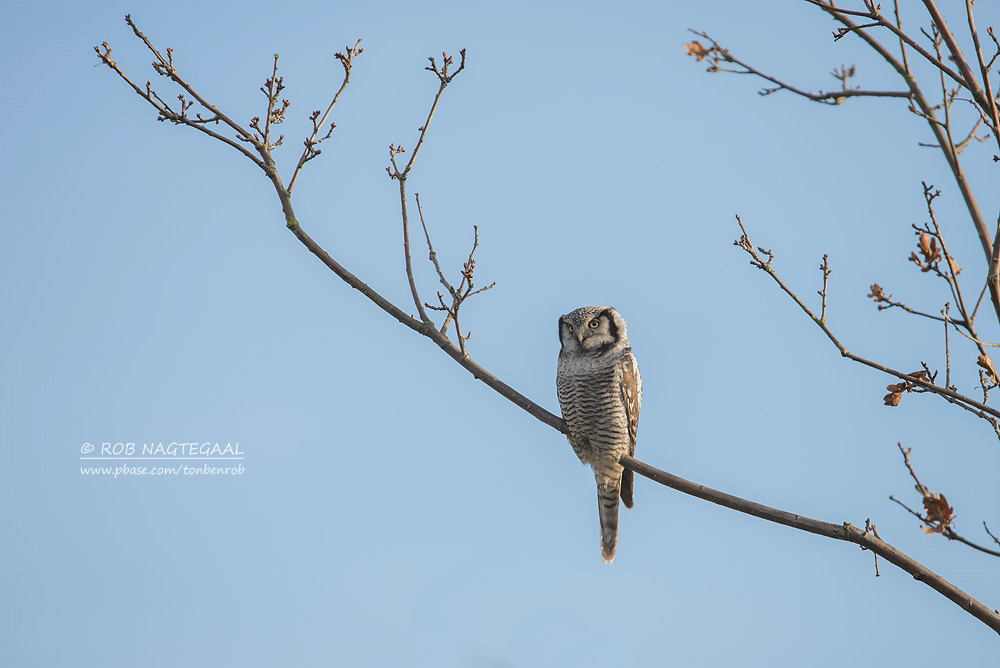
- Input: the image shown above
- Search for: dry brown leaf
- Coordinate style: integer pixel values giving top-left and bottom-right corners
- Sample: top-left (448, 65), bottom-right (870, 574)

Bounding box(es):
top-left (684, 41), bottom-right (711, 61)
top-left (911, 232), bottom-right (941, 272)
top-left (907, 370), bottom-right (929, 381)
top-left (920, 233), bottom-right (938, 260)
top-left (884, 382), bottom-right (908, 406)
top-left (923, 492), bottom-right (955, 526)
top-left (978, 354), bottom-right (997, 383)
top-left (947, 256), bottom-right (961, 276)
top-left (918, 232), bottom-right (932, 255)
top-left (868, 283), bottom-right (886, 302)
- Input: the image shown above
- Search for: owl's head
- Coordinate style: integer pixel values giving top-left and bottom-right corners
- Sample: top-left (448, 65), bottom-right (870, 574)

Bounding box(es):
top-left (558, 306), bottom-right (629, 355)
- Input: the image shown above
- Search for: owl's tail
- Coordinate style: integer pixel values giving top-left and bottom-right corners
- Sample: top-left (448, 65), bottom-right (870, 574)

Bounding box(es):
top-left (597, 480), bottom-right (621, 564)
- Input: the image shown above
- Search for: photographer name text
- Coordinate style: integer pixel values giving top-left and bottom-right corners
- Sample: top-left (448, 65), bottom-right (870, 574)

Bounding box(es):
top-left (82, 442), bottom-right (243, 457)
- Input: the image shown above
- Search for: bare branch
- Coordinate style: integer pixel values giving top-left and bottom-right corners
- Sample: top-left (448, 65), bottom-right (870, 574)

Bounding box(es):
top-left (415, 193), bottom-right (456, 335)
top-left (892, 0), bottom-right (911, 75)
top-left (622, 455), bottom-right (1000, 633)
top-left (987, 26), bottom-right (1000, 71)
top-left (954, 116), bottom-right (990, 154)
top-left (735, 216), bottom-right (1000, 423)
top-left (944, 304), bottom-right (952, 389)
top-left (121, 15), bottom-right (262, 151)
top-left (287, 40), bottom-right (363, 195)
top-left (383, 50), bottom-right (467, 325)
top-left (805, 1), bottom-right (968, 90)
top-left (985, 522), bottom-right (1000, 547)
top-left (868, 285), bottom-right (956, 324)
top-left (892, 443), bottom-right (1000, 557)
top-left (923, 0), bottom-right (1000, 140)
top-left (94, 38), bottom-right (264, 169)
top-left (913, 184), bottom-right (987, 353)
top-left (818, 254), bottom-right (831, 323)
top-left (391, 49), bottom-right (467, 180)
top-left (685, 30), bottom-right (912, 105)
top-left (790, 4), bottom-right (1000, 322)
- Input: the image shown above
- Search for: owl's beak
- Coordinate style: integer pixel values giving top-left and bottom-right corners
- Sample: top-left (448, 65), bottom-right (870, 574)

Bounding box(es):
top-left (577, 331), bottom-right (585, 343)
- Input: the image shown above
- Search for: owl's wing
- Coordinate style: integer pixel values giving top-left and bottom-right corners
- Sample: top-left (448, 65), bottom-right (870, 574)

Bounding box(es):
top-left (618, 349), bottom-right (642, 509)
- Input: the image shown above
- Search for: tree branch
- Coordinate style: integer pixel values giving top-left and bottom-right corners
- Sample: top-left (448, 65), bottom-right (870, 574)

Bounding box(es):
top-left (735, 216), bottom-right (1000, 423)
top-left (287, 40), bottom-right (363, 195)
top-left (686, 30), bottom-right (912, 105)
top-left (891, 443), bottom-right (1000, 558)
top-left (689, 1), bottom-right (1000, 328)
top-left (621, 455), bottom-right (1000, 634)
top-left (813, 2), bottom-right (1000, 324)
top-left (923, 0), bottom-right (999, 134)
top-left (385, 50), bottom-right (467, 324)
top-left (97, 15), bottom-right (1000, 636)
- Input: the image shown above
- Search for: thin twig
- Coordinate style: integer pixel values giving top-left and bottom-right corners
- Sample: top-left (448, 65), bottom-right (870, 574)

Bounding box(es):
top-left (386, 50), bottom-right (467, 324)
top-left (287, 40), bottom-right (363, 195)
top-left (916, 183), bottom-right (985, 356)
top-left (893, 0), bottom-right (911, 75)
top-left (923, 0), bottom-right (999, 136)
top-left (893, 443), bottom-right (1000, 557)
top-left (868, 285), bottom-right (957, 324)
top-left (735, 216), bottom-right (1000, 422)
top-left (946, 314), bottom-right (1000, 348)
top-left (896, 442), bottom-right (929, 496)
top-left (972, 281), bottom-right (990, 323)
top-left (863, 519), bottom-right (881, 576)
top-left (818, 254), bottom-right (831, 323)
top-left (94, 38), bottom-right (264, 168)
top-left (985, 522), bottom-right (1000, 547)
top-left (415, 193), bottom-right (456, 335)
top-left (687, 30), bottom-right (912, 105)
top-left (890, 495), bottom-right (926, 521)
top-left (790, 3), bottom-right (1000, 324)
top-left (806, 0), bottom-right (968, 90)
top-left (944, 304), bottom-right (951, 389)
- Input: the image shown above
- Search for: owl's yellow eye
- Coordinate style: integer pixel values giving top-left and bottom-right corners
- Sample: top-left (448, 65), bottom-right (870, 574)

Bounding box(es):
top-left (567, 324), bottom-right (575, 333)
top-left (589, 319), bottom-right (600, 329)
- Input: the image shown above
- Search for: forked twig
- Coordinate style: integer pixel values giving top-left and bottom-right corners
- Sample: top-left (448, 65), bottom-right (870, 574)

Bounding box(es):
top-left (891, 444), bottom-right (1000, 557)
top-left (288, 40), bottom-right (364, 194)
top-left (734, 216), bottom-right (1000, 424)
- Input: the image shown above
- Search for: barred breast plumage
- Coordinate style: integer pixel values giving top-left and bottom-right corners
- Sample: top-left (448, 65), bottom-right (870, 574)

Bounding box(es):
top-left (556, 306), bottom-right (642, 564)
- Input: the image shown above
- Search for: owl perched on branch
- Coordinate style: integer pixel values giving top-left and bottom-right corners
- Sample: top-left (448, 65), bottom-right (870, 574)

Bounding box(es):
top-left (556, 306), bottom-right (642, 564)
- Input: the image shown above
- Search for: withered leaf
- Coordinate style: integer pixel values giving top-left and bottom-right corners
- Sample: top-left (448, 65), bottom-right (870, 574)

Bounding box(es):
top-left (978, 354), bottom-right (998, 383)
top-left (910, 232), bottom-right (942, 272)
top-left (868, 283), bottom-right (886, 302)
top-left (923, 492), bottom-right (955, 526)
top-left (919, 233), bottom-right (939, 260)
top-left (947, 256), bottom-right (961, 276)
top-left (684, 41), bottom-right (711, 61)
top-left (884, 390), bottom-right (903, 406)
top-left (883, 381), bottom-right (908, 406)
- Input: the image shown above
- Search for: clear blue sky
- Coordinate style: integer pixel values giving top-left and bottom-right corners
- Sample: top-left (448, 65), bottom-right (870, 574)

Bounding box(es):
top-left (3, 1), bottom-right (998, 665)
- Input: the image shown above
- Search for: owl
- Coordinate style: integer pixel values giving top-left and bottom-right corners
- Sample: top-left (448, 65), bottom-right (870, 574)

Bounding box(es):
top-left (556, 306), bottom-right (642, 564)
